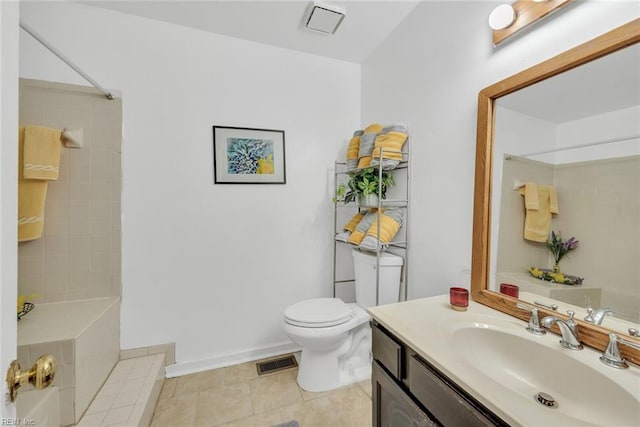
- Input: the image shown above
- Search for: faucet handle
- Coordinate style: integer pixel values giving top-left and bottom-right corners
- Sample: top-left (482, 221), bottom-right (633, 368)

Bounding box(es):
top-left (517, 303), bottom-right (546, 335)
top-left (629, 328), bottom-right (639, 338)
top-left (601, 333), bottom-right (628, 369)
top-left (584, 307), bottom-right (595, 323)
top-left (566, 310), bottom-right (577, 327)
top-left (601, 333), bottom-right (640, 369)
top-left (600, 333), bottom-right (640, 369)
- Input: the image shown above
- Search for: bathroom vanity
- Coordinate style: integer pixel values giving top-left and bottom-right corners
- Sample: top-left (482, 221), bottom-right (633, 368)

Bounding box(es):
top-left (371, 320), bottom-right (507, 426)
top-left (369, 298), bottom-right (508, 427)
top-left (367, 295), bottom-right (640, 427)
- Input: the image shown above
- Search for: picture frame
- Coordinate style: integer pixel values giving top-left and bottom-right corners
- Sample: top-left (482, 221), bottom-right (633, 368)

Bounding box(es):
top-left (213, 126), bottom-right (286, 184)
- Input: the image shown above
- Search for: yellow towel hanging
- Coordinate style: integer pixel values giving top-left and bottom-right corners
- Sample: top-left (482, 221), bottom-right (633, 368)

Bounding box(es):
top-left (18, 128), bottom-right (47, 241)
top-left (23, 125), bottom-right (63, 181)
top-left (520, 184), bottom-right (559, 242)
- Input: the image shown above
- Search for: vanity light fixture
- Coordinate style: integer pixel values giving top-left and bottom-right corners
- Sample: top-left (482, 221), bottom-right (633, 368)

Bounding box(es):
top-left (488, 4), bottom-right (516, 31)
top-left (303, 1), bottom-right (346, 35)
top-left (490, 0), bottom-right (575, 46)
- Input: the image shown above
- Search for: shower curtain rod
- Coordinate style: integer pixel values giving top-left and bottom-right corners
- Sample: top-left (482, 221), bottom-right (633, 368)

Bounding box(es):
top-left (505, 134), bottom-right (640, 160)
top-left (20, 21), bottom-right (114, 100)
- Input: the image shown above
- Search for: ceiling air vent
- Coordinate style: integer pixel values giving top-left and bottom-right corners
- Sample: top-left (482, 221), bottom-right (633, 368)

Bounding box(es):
top-left (304, 1), bottom-right (346, 35)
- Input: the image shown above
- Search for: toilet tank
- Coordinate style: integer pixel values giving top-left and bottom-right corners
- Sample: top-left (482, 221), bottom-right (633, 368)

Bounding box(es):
top-left (352, 250), bottom-right (404, 308)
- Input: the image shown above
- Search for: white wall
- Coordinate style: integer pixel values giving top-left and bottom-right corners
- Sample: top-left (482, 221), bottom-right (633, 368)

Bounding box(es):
top-left (555, 105), bottom-right (640, 163)
top-left (15, 0), bottom-right (640, 373)
top-left (0, 0), bottom-right (19, 418)
top-left (361, 1), bottom-right (639, 299)
top-left (492, 107), bottom-right (555, 288)
top-left (19, 2), bottom-right (360, 373)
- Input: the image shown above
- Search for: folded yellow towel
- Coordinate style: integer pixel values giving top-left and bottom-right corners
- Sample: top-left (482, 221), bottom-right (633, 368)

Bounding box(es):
top-left (365, 215), bottom-right (400, 244)
top-left (348, 230), bottom-right (367, 246)
top-left (357, 123), bottom-right (383, 169)
top-left (348, 209), bottom-right (381, 246)
top-left (372, 132), bottom-right (406, 161)
top-left (346, 130), bottom-right (363, 172)
top-left (363, 123), bottom-right (384, 134)
top-left (359, 208), bottom-right (403, 251)
top-left (343, 211), bottom-right (366, 233)
top-left (520, 184), bottom-right (559, 242)
top-left (347, 134), bottom-right (362, 159)
top-left (23, 125), bottom-right (62, 181)
top-left (18, 127), bottom-right (50, 242)
top-left (371, 124), bottom-right (407, 170)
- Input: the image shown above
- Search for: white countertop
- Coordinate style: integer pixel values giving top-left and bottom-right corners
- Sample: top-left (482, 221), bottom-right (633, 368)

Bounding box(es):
top-left (367, 295), bottom-right (640, 427)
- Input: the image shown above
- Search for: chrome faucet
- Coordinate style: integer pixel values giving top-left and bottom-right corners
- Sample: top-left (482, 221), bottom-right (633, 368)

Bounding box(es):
top-left (541, 310), bottom-right (583, 350)
top-left (517, 303), bottom-right (546, 335)
top-left (600, 333), bottom-right (640, 369)
top-left (584, 307), bottom-right (613, 325)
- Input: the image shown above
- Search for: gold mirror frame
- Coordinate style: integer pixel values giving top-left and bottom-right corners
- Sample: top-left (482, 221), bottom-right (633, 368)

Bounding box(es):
top-left (471, 18), bottom-right (640, 365)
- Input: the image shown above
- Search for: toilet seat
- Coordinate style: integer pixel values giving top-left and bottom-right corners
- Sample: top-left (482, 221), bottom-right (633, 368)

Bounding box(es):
top-left (284, 298), bottom-right (353, 328)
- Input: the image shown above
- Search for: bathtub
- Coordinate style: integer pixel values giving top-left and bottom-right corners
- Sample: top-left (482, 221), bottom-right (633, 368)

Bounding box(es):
top-left (496, 272), bottom-right (640, 324)
top-left (17, 297), bottom-right (120, 426)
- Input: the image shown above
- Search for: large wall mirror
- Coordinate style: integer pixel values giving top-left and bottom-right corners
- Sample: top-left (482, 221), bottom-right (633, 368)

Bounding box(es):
top-left (471, 18), bottom-right (640, 365)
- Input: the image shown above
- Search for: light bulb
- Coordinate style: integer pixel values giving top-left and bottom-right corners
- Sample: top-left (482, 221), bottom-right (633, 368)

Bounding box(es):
top-left (489, 4), bottom-right (516, 30)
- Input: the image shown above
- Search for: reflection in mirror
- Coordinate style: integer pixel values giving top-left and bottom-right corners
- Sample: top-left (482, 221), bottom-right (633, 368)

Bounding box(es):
top-left (490, 43), bottom-right (639, 334)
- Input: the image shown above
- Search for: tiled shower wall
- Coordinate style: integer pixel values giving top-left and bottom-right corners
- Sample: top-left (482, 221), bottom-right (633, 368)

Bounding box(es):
top-left (497, 155), bottom-right (639, 303)
top-left (496, 158), bottom-right (554, 273)
top-left (554, 156), bottom-right (640, 299)
top-left (18, 79), bottom-right (122, 302)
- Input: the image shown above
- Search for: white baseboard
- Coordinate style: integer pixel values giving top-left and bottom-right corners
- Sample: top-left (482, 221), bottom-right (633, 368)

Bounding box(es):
top-left (165, 341), bottom-right (301, 378)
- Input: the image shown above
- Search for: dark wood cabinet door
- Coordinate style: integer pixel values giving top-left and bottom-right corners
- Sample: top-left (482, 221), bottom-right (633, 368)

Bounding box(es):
top-left (373, 361), bottom-right (439, 427)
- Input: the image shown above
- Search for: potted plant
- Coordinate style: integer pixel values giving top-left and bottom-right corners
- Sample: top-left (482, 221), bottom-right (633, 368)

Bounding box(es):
top-left (334, 167), bottom-right (395, 207)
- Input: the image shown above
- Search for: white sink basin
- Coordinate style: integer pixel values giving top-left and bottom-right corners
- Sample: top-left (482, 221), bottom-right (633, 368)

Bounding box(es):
top-left (368, 296), bottom-right (640, 427)
top-left (452, 325), bottom-right (640, 426)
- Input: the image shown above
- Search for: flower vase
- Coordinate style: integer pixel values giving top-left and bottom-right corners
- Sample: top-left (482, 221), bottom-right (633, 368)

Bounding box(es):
top-left (553, 263), bottom-right (561, 273)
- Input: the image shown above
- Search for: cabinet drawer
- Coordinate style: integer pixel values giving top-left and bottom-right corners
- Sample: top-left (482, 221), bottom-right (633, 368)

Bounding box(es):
top-left (373, 361), bottom-right (439, 427)
top-left (409, 355), bottom-right (507, 427)
top-left (372, 324), bottom-right (402, 379)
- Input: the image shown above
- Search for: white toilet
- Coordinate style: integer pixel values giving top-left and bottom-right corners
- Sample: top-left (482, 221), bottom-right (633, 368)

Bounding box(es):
top-left (283, 250), bottom-right (403, 392)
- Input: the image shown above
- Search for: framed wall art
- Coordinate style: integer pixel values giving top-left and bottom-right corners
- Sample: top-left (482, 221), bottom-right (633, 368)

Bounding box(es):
top-left (213, 126), bottom-right (286, 184)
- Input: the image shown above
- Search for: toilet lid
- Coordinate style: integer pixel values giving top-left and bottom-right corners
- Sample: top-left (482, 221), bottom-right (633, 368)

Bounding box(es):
top-left (284, 298), bottom-right (353, 328)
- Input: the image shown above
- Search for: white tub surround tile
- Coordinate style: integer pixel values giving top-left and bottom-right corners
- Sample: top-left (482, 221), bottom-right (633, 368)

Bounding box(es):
top-left (79, 354), bottom-right (165, 427)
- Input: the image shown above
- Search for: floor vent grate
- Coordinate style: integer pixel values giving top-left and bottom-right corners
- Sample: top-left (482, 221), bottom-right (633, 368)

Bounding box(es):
top-left (256, 354), bottom-right (298, 376)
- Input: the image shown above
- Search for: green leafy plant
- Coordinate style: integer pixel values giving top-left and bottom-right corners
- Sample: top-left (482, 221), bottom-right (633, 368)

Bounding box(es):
top-left (334, 167), bottom-right (394, 204)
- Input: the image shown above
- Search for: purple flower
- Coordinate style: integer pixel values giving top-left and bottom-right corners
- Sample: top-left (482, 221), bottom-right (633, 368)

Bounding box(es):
top-left (545, 230), bottom-right (579, 264)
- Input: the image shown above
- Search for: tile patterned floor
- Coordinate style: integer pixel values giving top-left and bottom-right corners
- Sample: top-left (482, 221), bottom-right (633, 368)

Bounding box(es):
top-left (150, 361), bottom-right (372, 427)
top-left (78, 354), bottom-right (165, 427)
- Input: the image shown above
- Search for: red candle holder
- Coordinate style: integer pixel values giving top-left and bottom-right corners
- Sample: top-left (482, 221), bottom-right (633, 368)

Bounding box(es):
top-left (450, 287), bottom-right (469, 311)
top-left (500, 283), bottom-right (519, 298)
